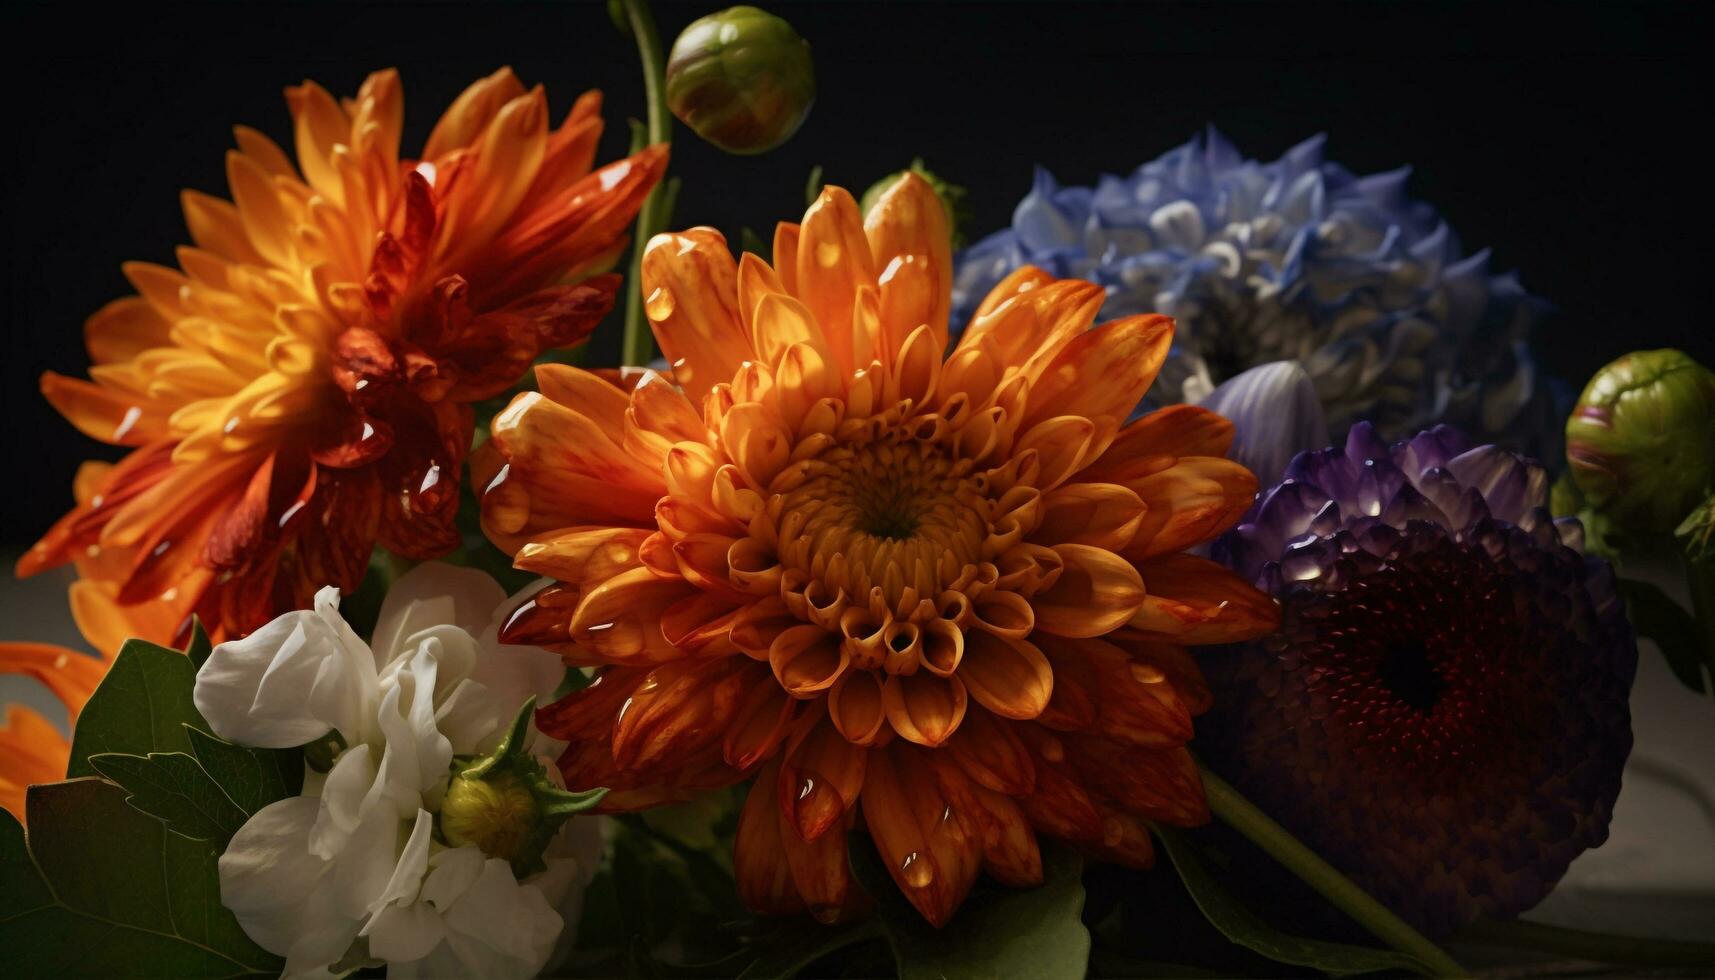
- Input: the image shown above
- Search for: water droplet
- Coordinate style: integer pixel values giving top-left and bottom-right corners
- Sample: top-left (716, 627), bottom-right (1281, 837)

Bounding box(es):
top-left (797, 776), bottom-right (816, 801)
top-left (112, 406), bottom-right (142, 442)
top-left (644, 286), bottom-right (676, 320)
top-left (810, 903), bottom-right (842, 925)
top-left (1129, 662), bottom-right (1166, 685)
top-left (1040, 736), bottom-right (1064, 763)
top-left (815, 241), bottom-right (842, 268)
top-left (899, 851), bottom-right (933, 889)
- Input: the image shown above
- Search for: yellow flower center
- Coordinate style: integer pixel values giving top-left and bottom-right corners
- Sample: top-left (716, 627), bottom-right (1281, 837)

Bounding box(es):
top-left (775, 432), bottom-right (990, 609)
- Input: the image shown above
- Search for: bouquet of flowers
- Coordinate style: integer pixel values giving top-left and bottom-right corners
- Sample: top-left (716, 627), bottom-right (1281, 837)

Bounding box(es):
top-left (4, 4), bottom-right (1713, 978)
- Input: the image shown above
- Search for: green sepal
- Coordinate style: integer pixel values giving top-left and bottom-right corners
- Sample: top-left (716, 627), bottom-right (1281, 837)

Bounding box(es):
top-left (444, 697), bottom-right (608, 878)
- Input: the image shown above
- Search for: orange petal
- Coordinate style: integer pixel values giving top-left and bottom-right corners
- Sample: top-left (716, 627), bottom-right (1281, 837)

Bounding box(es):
top-left (424, 66), bottom-right (527, 158)
top-left (1030, 544), bottom-right (1147, 637)
top-left (39, 373), bottom-right (166, 447)
top-left (828, 669), bottom-right (887, 745)
top-left (735, 759), bottom-right (809, 916)
top-left (484, 391), bottom-right (663, 550)
top-left (1068, 738), bottom-right (1209, 826)
top-left (1129, 553), bottom-right (1281, 644)
top-left (769, 625), bottom-right (848, 697)
top-left (1032, 635), bottom-right (1100, 732)
top-left (943, 709), bottom-right (1036, 795)
top-left (1022, 314), bottom-right (1174, 430)
top-left (1013, 725), bottom-right (1105, 842)
top-left (958, 632), bottom-right (1052, 721)
top-left (0, 706), bottom-right (71, 821)
top-left (611, 659), bottom-right (749, 771)
top-left (535, 363), bottom-right (631, 434)
top-left (779, 715), bottom-right (867, 841)
top-left (881, 671), bottom-right (967, 747)
top-left (923, 751), bottom-right (1043, 888)
top-left (1108, 631), bottom-right (1213, 716)
top-left (514, 527), bottom-right (650, 588)
top-left (773, 222), bottom-right (801, 295)
top-left (1032, 482), bottom-right (1147, 551)
top-left (84, 296), bottom-right (174, 366)
top-left (859, 744), bottom-right (983, 927)
top-left (1121, 456), bottom-right (1258, 559)
top-left (794, 186), bottom-right (874, 374)
top-left (971, 265), bottom-right (1056, 322)
top-left (1083, 405), bottom-right (1237, 481)
top-left (568, 566), bottom-right (701, 663)
top-left (0, 643), bottom-right (106, 721)
top-left (864, 172), bottom-right (952, 355)
top-left (642, 228), bottom-right (747, 399)
top-left (956, 278), bottom-right (1102, 372)
top-left (723, 668), bottom-right (797, 769)
top-left (1050, 634), bottom-right (1193, 746)
top-left (780, 799), bottom-right (858, 924)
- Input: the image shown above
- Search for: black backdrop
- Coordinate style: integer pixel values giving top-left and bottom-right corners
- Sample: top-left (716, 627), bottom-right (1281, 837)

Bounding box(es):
top-left (2, 1), bottom-right (1709, 545)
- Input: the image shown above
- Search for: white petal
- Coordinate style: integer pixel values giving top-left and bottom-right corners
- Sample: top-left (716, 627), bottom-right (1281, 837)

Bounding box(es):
top-left (326, 803), bottom-right (404, 921)
top-left (365, 808), bottom-right (435, 916)
top-left (309, 743), bottom-right (375, 859)
top-left (371, 644), bottom-right (454, 814)
top-left (364, 902), bottom-right (447, 965)
top-left (443, 859), bottom-right (563, 979)
top-left (371, 562), bottom-right (506, 666)
top-left (218, 796), bottom-right (328, 956)
top-left (195, 600), bottom-right (378, 749)
top-left (421, 846), bottom-right (487, 911)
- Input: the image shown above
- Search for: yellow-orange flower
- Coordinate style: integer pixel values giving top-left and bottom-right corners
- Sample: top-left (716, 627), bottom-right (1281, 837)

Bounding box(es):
top-left (17, 68), bottom-right (666, 652)
top-left (479, 176), bottom-right (1279, 925)
top-left (0, 643), bottom-right (105, 820)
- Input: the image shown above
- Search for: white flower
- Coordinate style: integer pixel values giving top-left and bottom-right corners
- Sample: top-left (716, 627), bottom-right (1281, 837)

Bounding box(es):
top-left (197, 563), bottom-right (601, 979)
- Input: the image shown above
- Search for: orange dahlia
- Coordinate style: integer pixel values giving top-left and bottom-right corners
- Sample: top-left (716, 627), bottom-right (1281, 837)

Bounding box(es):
top-left (479, 175), bottom-right (1279, 925)
top-left (0, 643), bottom-right (104, 819)
top-left (17, 68), bottom-right (666, 652)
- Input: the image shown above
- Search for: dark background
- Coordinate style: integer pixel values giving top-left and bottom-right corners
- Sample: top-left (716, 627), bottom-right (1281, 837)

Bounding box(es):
top-left (2, 1), bottom-right (1709, 546)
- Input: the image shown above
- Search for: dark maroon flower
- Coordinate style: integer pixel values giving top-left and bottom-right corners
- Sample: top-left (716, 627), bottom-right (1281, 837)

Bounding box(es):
top-left (1203, 423), bottom-right (1636, 936)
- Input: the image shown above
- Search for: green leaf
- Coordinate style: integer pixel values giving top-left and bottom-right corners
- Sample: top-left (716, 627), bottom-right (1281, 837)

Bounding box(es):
top-left (0, 778), bottom-right (282, 978)
top-left (89, 752), bottom-right (248, 845)
top-left (67, 638), bottom-right (205, 778)
top-left (184, 725), bottom-right (303, 816)
top-left (184, 619), bottom-right (213, 671)
top-left (1154, 824), bottom-right (1434, 976)
top-left (1617, 576), bottom-right (1713, 694)
top-left (850, 834), bottom-right (1091, 980)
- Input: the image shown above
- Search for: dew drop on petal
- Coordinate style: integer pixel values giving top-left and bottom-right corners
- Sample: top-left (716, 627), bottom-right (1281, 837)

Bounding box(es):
top-left (816, 241), bottom-right (842, 268)
top-left (644, 286), bottom-right (676, 321)
top-left (899, 851), bottom-right (933, 889)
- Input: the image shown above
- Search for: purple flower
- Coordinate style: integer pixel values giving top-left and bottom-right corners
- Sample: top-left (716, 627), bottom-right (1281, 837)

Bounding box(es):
top-left (1203, 423), bottom-right (1637, 935)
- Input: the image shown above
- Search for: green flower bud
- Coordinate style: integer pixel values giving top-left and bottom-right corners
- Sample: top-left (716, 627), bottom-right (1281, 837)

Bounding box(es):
top-left (860, 159), bottom-right (972, 248)
top-left (439, 698), bottom-right (607, 877)
top-left (665, 5), bottom-right (814, 155)
top-left (1566, 349), bottom-right (1715, 535)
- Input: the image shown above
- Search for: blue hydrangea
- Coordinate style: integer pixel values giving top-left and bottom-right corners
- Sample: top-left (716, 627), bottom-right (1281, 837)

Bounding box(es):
top-left (952, 129), bottom-right (1562, 479)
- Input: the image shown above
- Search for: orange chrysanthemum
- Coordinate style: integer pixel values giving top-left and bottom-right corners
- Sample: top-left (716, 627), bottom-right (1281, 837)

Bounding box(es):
top-left (17, 68), bottom-right (666, 652)
top-left (479, 175), bottom-right (1279, 925)
top-left (0, 643), bottom-right (105, 820)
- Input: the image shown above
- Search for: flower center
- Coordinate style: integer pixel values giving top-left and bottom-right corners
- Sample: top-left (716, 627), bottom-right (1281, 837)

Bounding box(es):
top-left (1379, 639), bottom-right (1443, 712)
top-left (775, 433), bottom-right (995, 609)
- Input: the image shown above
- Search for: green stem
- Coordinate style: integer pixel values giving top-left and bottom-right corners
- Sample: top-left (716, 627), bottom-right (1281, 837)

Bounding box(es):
top-left (1458, 916), bottom-right (1715, 968)
top-left (619, 0), bottom-right (672, 368)
top-left (1199, 766), bottom-right (1466, 978)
